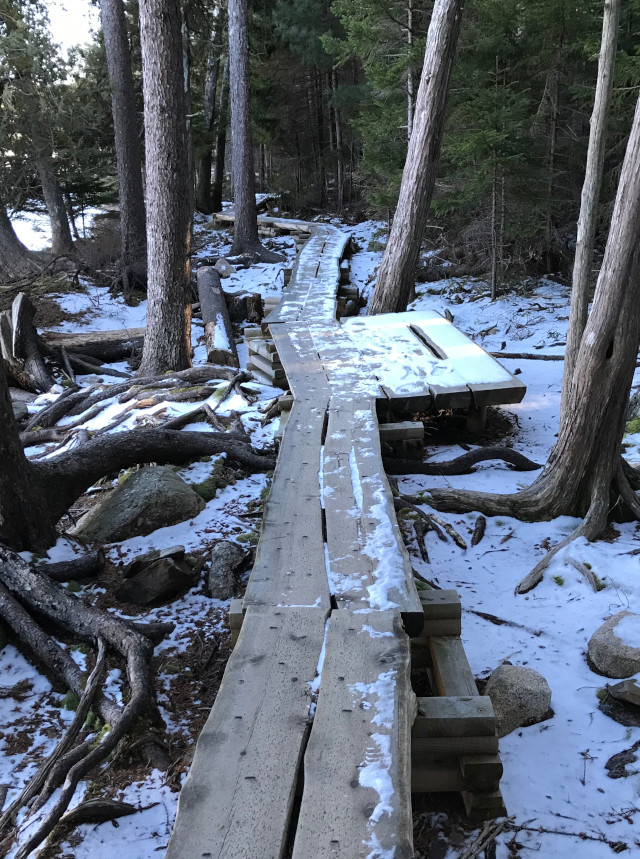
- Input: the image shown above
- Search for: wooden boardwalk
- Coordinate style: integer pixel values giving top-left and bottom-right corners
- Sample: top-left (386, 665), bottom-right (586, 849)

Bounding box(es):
top-left (166, 218), bottom-right (522, 858)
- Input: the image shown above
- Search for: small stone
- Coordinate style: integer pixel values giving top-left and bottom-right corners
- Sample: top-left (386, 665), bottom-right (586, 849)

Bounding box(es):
top-left (588, 611), bottom-right (640, 679)
top-left (214, 257), bottom-right (236, 278)
top-left (485, 663), bottom-right (552, 738)
top-left (208, 541), bottom-right (247, 600)
top-left (116, 557), bottom-right (196, 606)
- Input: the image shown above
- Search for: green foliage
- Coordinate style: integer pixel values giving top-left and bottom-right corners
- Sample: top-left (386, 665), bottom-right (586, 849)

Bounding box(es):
top-left (62, 690), bottom-right (79, 711)
top-left (553, 575), bottom-right (565, 586)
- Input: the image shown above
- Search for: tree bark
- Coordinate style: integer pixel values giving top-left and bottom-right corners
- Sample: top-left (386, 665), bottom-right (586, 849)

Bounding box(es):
top-left (0, 202), bottom-right (37, 281)
top-left (138, 0), bottom-right (192, 374)
top-left (195, 9), bottom-right (222, 213)
top-left (369, 0), bottom-right (465, 314)
top-left (34, 148), bottom-right (73, 256)
top-left (99, 0), bottom-right (147, 285)
top-left (562, 0), bottom-right (620, 410)
top-left (227, 0), bottom-right (280, 261)
top-left (0, 357), bottom-right (55, 551)
top-left (211, 57), bottom-right (230, 213)
top-left (197, 267), bottom-right (239, 367)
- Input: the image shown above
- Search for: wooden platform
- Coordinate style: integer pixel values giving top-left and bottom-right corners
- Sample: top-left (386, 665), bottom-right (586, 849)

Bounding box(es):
top-left (166, 216), bottom-right (514, 858)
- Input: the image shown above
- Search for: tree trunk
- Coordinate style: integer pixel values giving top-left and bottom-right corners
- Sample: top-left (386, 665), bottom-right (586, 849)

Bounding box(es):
top-left (369, 0), bottom-right (465, 315)
top-left (99, 0), bottom-right (147, 285)
top-left (430, 94), bottom-right (640, 587)
top-left (182, 9), bottom-right (195, 221)
top-left (407, 0), bottom-right (414, 140)
top-left (0, 357), bottom-right (55, 551)
top-left (195, 13), bottom-right (222, 213)
top-left (211, 57), bottom-right (230, 213)
top-left (34, 148), bottom-right (73, 256)
top-left (138, 0), bottom-right (192, 375)
top-left (562, 0), bottom-right (620, 410)
top-left (0, 202), bottom-right (37, 281)
top-left (227, 0), bottom-right (278, 260)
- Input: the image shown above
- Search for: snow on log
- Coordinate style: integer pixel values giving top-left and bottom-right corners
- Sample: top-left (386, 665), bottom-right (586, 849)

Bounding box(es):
top-left (197, 266), bottom-right (239, 368)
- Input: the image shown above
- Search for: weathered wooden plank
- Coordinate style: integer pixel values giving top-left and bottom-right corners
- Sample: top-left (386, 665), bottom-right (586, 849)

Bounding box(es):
top-left (413, 696), bottom-right (496, 738)
top-left (413, 735), bottom-right (499, 757)
top-left (269, 324), bottom-right (329, 399)
top-left (244, 399), bottom-right (331, 610)
top-left (459, 754), bottom-right (504, 789)
top-left (166, 606), bottom-right (328, 859)
top-left (411, 758), bottom-right (467, 793)
top-left (292, 610), bottom-right (414, 859)
top-left (429, 636), bottom-right (478, 697)
top-left (322, 397), bottom-right (423, 635)
top-left (461, 788), bottom-right (507, 822)
top-left (379, 421), bottom-right (425, 442)
top-left (419, 589), bottom-right (462, 620)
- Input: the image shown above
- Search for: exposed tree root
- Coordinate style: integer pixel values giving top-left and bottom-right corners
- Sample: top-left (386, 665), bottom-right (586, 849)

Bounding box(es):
top-left (515, 492), bottom-right (609, 593)
top-left (384, 446), bottom-right (541, 476)
top-left (0, 548), bottom-right (161, 858)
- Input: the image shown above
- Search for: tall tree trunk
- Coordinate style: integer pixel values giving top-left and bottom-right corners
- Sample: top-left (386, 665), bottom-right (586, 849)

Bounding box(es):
top-left (407, 0), bottom-right (414, 140)
top-left (182, 9), bottom-right (195, 221)
top-left (369, 0), bottom-right (465, 315)
top-left (429, 93), bottom-right (640, 591)
top-left (331, 70), bottom-right (344, 213)
top-left (34, 148), bottom-right (73, 256)
top-left (195, 13), bottom-right (222, 214)
top-left (138, 0), bottom-right (192, 375)
top-left (211, 57), bottom-right (230, 213)
top-left (562, 0), bottom-right (620, 410)
top-left (0, 358), bottom-right (55, 551)
top-left (227, 0), bottom-right (261, 255)
top-left (99, 0), bottom-right (147, 284)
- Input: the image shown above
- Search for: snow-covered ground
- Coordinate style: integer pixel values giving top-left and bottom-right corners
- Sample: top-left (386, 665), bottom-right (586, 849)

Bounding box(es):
top-left (2, 215), bottom-right (639, 858)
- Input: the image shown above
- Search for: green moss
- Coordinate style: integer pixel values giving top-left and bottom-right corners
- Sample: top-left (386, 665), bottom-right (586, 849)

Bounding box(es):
top-left (367, 239), bottom-right (385, 252)
top-left (596, 687), bottom-right (608, 703)
top-left (83, 711), bottom-right (103, 731)
top-left (71, 643), bottom-right (91, 655)
top-left (192, 458), bottom-right (237, 502)
top-left (184, 555), bottom-right (198, 568)
top-left (397, 507), bottom-right (419, 520)
top-left (626, 417), bottom-right (640, 435)
top-left (62, 690), bottom-right (79, 711)
top-left (237, 531), bottom-right (259, 545)
top-left (65, 580), bottom-right (82, 592)
top-left (553, 575), bottom-right (565, 586)
top-left (594, 574), bottom-right (607, 592)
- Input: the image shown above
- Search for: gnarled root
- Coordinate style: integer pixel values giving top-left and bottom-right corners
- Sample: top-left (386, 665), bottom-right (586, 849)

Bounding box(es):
top-left (0, 547), bottom-right (163, 857)
top-left (385, 446), bottom-right (542, 476)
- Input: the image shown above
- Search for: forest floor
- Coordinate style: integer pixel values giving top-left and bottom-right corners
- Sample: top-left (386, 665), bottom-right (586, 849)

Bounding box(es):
top-left (2, 212), bottom-right (640, 859)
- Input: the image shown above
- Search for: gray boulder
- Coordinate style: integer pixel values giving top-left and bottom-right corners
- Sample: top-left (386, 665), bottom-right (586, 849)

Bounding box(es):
top-left (12, 401), bottom-right (28, 422)
top-left (208, 541), bottom-right (246, 600)
top-left (485, 663), bottom-right (552, 737)
top-left (115, 557), bottom-right (196, 606)
top-left (70, 466), bottom-right (205, 543)
top-left (588, 611), bottom-right (640, 679)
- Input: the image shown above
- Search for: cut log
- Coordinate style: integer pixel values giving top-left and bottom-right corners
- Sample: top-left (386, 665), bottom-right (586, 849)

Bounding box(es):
top-left (37, 550), bottom-right (106, 583)
top-left (197, 267), bottom-right (239, 367)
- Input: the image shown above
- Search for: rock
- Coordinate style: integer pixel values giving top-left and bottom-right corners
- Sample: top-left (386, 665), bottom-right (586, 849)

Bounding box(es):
top-left (214, 257), bottom-right (236, 278)
top-left (70, 466), bottom-right (205, 543)
top-left (208, 541), bottom-right (246, 600)
top-left (11, 400), bottom-right (28, 421)
top-left (588, 611), bottom-right (640, 679)
top-left (115, 557), bottom-right (196, 606)
top-left (124, 545), bottom-right (186, 578)
top-left (485, 663), bottom-right (552, 737)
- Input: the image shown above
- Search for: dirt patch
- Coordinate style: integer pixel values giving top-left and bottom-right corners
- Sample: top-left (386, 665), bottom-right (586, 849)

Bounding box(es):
top-left (33, 294), bottom-right (90, 330)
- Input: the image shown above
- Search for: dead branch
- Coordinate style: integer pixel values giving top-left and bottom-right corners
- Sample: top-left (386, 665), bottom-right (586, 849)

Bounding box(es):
top-left (471, 514), bottom-right (487, 546)
top-left (490, 351), bottom-right (564, 361)
top-left (208, 371), bottom-right (253, 415)
top-left (565, 557), bottom-right (601, 592)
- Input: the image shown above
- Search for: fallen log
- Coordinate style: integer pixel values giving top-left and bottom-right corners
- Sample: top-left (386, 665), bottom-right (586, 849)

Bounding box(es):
top-left (197, 267), bottom-right (239, 367)
top-left (37, 549), bottom-right (105, 582)
top-left (41, 327), bottom-right (145, 362)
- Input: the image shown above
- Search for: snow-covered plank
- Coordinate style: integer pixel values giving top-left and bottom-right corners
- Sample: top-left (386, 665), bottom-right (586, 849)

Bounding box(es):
top-left (166, 605), bottom-right (327, 859)
top-left (322, 397), bottom-right (423, 634)
top-left (269, 324), bottom-right (329, 398)
top-left (244, 398), bottom-right (331, 610)
top-left (341, 309), bottom-right (526, 407)
top-left (292, 609), bottom-right (414, 859)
